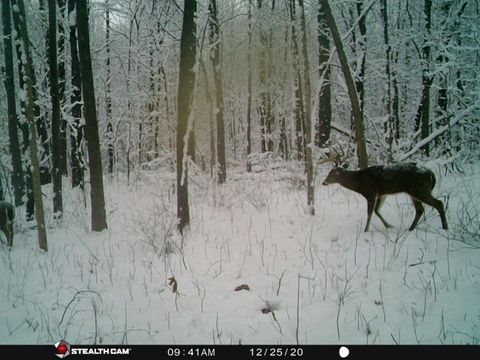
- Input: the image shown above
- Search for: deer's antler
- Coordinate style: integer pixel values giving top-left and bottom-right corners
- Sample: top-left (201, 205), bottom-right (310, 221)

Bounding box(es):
top-left (318, 144), bottom-right (345, 167)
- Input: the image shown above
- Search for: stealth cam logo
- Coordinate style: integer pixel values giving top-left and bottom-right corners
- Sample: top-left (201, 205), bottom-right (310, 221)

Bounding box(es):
top-left (55, 340), bottom-right (71, 358)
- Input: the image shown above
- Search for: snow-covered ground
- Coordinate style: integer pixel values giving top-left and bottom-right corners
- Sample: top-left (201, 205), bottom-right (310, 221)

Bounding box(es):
top-left (1, 160), bottom-right (479, 345)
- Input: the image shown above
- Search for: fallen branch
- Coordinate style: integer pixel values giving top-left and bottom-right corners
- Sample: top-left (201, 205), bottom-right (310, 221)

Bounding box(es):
top-left (399, 103), bottom-right (479, 161)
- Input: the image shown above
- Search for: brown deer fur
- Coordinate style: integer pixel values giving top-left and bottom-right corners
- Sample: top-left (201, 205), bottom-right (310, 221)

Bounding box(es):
top-left (322, 163), bottom-right (448, 232)
top-left (0, 201), bottom-right (15, 246)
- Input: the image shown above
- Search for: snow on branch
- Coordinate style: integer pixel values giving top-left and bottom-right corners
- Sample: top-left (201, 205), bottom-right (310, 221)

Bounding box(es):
top-left (399, 102), bottom-right (480, 161)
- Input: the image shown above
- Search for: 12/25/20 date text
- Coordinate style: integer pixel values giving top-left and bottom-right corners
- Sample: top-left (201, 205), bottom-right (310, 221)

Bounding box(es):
top-left (249, 347), bottom-right (304, 357)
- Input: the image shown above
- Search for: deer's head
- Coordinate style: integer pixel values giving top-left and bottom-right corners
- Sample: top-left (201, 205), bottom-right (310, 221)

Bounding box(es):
top-left (319, 144), bottom-right (349, 185)
top-left (322, 167), bottom-right (348, 185)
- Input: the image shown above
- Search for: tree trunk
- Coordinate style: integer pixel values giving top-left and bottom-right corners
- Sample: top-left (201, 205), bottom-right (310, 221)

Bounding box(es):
top-left (12, 0), bottom-right (48, 250)
top-left (257, 0), bottom-right (268, 154)
top-left (106, 0), bottom-right (114, 174)
top-left (290, 0), bottom-right (305, 160)
top-left (209, 0), bottom-right (226, 184)
top-left (68, 0), bottom-right (84, 189)
top-left (320, 0), bottom-right (368, 169)
top-left (11, 1), bottom-right (39, 220)
top-left (279, 23), bottom-right (289, 160)
top-left (316, 0), bottom-right (331, 148)
top-left (299, 0), bottom-right (314, 215)
top-left (48, 0), bottom-right (64, 219)
top-left (246, 1), bottom-right (253, 172)
top-left (414, 0), bottom-right (432, 157)
top-left (355, 0), bottom-right (366, 118)
top-left (57, 0), bottom-right (68, 175)
top-left (198, 60), bottom-right (215, 177)
top-left (176, 0), bottom-right (197, 234)
top-left (76, 0), bottom-right (108, 231)
top-left (2, 0), bottom-right (25, 207)
top-left (266, 0), bottom-right (275, 152)
top-left (381, 0), bottom-right (395, 162)
top-left (13, 1), bottom-right (51, 167)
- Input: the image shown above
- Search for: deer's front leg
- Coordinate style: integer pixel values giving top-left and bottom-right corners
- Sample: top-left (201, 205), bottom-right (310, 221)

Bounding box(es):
top-left (364, 196), bottom-right (377, 232)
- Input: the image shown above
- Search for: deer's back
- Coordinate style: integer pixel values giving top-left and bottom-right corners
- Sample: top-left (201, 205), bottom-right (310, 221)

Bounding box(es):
top-left (364, 163), bottom-right (435, 196)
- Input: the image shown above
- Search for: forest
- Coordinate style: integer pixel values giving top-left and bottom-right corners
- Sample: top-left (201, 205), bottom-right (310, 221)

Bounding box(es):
top-left (0, 0), bottom-right (479, 346)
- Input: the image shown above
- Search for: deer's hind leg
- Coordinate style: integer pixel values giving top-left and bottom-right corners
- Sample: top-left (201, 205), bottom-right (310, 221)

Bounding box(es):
top-left (374, 195), bottom-right (392, 229)
top-left (419, 194), bottom-right (449, 230)
top-left (409, 197), bottom-right (425, 231)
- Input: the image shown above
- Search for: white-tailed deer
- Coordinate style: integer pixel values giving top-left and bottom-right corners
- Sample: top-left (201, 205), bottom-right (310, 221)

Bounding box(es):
top-left (322, 162), bottom-right (448, 232)
top-left (0, 201), bottom-right (15, 246)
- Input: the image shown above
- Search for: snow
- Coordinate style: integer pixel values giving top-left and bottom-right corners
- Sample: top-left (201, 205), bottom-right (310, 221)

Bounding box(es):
top-left (0, 162), bottom-right (479, 345)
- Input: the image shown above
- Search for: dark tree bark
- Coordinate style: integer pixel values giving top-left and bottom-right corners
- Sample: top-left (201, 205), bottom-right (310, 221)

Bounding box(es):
top-left (355, 0), bottom-right (366, 118)
top-left (316, 0), bottom-right (331, 148)
top-left (198, 59), bottom-right (215, 176)
top-left (68, 0), bottom-right (84, 189)
top-left (246, 1), bottom-right (253, 171)
top-left (12, 1), bottom-right (51, 166)
top-left (290, 0), bottom-right (305, 160)
top-left (188, 123), bottom-right (196, 164)
top-left (10, 1), bottom-right (40, 220)
top-left (57, 0), bottom-right (68, 175)
top-left (148, 2), bottom-right (159, 159)
top-left (106, 0), bottom-right (114, 174)
top-left (159, 66), bottom-right (173, 152)
top-left (381, 0), bottom-right (396, 162)
top-left (257, 0), bottom-right (267, 153)
top-left (48, 0), bottom-right (64, 218)
top-left (320, 0), bottom-right (368, 169)
top-left (279, 22), bottom-right (289, 160)
top-left (76, 0), bottom-right (108, 231)
top-left (299, 0), bottom-right (314, 215)
top-left (436, 0), bottom-right (449, 121)
top-left (176, 0), bottom-right (197, 234)
top-left (2, 0), bottom-right (25, 207)
top-left (414, 0), bottom-right (433, 156)
top-left (209, 0), bottom-right (226, 184)
top-left (265, 0), bottom-right (275, 152)
top-left (11, 0), bottom-right (48, 250)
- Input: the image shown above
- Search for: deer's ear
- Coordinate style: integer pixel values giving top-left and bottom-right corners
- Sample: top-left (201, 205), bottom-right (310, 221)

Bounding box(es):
top-left (342, 162), bottom-right (350, 169)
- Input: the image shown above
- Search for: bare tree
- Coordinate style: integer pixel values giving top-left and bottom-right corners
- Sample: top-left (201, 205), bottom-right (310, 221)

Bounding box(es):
top-left (381, 0), bottom-right (396, 162)
top-left (106, 0), bottom-right (115, 174)
top-left (319, 0), bottom-right (368, 169)
top-left (246, 1), bottom-right (253, 172)
top-left (316, 0), bottom-right (331, 148)
top-left (414, 0), bottom-right (433, 157)
top-left (11, 0), bottom-right (48, 250)
top-left (299, 0), bottom-right (314, 215)
top-left (176, 0), bottom-right (197, 234)
top-left (76, 0), bottom-right (108, 231)
top-left (57, 0), bottom-right (68, 175)
top-left (2, 0), bottom-right (25, 206)
top-left (290, 0), bottom-right (305, 160)
top-left (209, 0), bottom-right (226, 184)
top-left (47, 0), bottom-right (64, 218)
top-left (68, 0), bottom-right (84, 189)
